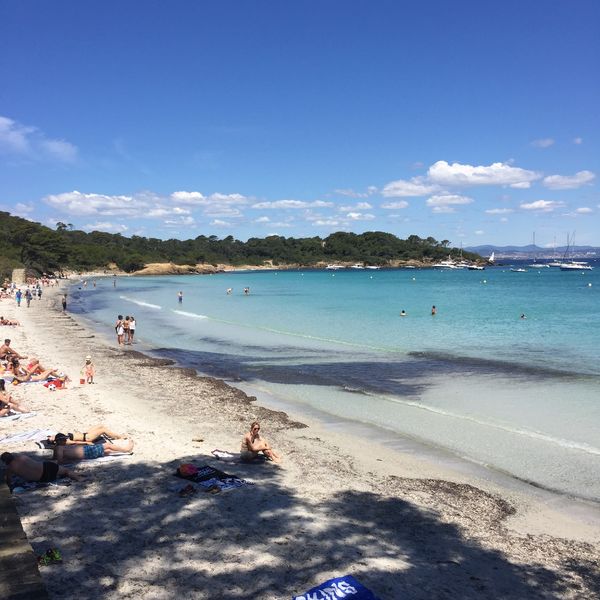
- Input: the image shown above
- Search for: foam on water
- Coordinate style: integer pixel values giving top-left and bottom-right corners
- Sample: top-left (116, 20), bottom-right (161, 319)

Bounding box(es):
top-left (119, 295), bottom-right (162, 309)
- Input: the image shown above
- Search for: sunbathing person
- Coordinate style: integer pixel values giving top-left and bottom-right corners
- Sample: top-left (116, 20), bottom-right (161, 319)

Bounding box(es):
top-left (6, 358), bottom-right (57, 383)
top-left (0, 316), bottom-right (20, 326)
top-left (0, 379), bottom-right (28, 416)
top-left (0, 339), bottom-right (27, 360)
top-left (24, 358), bottom-right (61, 379)
top-left (47, 425), bottom-right (128, 446)
top-left (53, 438), bottom-right (134, 463)
top-left (240, 421), bottom-right (281, 463)
top-left (1, 452), bottom-right (80, 486)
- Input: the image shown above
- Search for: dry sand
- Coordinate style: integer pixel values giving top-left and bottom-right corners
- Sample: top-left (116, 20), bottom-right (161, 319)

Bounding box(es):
top-left (1, 285), bottom-right (599, 599)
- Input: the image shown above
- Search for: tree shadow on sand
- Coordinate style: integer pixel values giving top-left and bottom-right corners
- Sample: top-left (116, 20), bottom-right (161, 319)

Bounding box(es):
top-left (11, 453), bottom-right (598, 600)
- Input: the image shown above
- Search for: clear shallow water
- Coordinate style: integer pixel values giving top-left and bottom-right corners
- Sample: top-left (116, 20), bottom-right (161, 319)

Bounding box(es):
top-left (70, 263), bottom-right (600, 501)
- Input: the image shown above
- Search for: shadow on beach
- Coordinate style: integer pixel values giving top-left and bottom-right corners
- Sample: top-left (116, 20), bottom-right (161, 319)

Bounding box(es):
top-left (16, 454), bottom-right (599, 600)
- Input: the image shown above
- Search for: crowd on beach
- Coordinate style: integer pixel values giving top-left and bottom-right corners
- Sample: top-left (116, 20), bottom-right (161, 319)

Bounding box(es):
top-left (1, 275), bottom-right (280, 494)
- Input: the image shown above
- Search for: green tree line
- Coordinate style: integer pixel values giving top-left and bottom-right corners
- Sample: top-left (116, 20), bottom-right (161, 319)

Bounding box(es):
top-left (0, 211), bottom-right (480, 280)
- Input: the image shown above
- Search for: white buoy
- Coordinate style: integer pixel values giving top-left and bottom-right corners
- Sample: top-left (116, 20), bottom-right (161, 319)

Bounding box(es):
top-left (412, 277), bottom-right (416, 281)
top-left (482, 279), bottom-right (487, 284)
top-left (588, 283), bottom-right (592, 287)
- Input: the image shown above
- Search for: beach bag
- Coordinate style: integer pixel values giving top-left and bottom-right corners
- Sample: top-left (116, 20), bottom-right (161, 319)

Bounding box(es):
top-left (177, 463), bottom-right (199, 478)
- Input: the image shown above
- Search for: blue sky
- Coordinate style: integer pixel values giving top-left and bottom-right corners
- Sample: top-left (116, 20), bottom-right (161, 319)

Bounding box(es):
top-left (1, 1), bottom-right (598, 247)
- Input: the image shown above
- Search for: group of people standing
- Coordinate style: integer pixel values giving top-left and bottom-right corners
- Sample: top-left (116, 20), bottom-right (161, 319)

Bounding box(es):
top-left (115, 315), bottom-right (136, 345)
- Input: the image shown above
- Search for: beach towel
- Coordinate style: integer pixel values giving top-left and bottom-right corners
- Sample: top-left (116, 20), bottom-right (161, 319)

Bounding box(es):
top-left (0, 411), bottom-right (38, 423)
top-left (9, 476), bottom-right (72, 494)
top-left (293, 575), bottom-right (381, 600)
top-left (0, 427), bottom-right (53, 445)
top-left (174, 464), bottom-right (251, 492)
top-left (211, 449), bottom-right (237, 461)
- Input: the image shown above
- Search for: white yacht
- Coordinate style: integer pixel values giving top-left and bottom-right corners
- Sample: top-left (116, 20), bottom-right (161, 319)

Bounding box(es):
top-left (325, 264), bottom-right (343, 270)
top-left (350, 263), bottom-right (365, 269)
top-left (560, 261), bottom-right (593, 271)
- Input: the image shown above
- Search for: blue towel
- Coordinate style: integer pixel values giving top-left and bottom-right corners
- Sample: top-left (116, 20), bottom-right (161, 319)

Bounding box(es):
top-left (293, 575), bottom-right (380, 600)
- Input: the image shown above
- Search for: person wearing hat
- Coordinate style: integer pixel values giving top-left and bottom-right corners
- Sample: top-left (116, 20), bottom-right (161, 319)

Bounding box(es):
top-left (82, 355), bottom-right (95, 384)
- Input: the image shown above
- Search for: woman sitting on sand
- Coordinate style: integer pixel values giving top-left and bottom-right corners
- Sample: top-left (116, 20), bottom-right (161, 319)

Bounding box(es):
top-left (240, 421), bottom-right (281, 463)
top-left (47, 424), bottom-right (128, 446)
top-left (0, 379), bottom-right (28, 416)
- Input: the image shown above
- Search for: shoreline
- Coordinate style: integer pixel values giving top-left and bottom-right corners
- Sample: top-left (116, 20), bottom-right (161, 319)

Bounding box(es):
top-left (1, 286), bottom-right (600, 598)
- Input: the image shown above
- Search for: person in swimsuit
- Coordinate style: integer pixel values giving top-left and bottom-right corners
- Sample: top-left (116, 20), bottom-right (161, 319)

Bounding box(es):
top-left (1, 452), bottom-right (80, 486)
top-left (0, 379), bottom-right (28, 416)
top-left (115, 315), bottom-right (124, 345)
top-left (46, 425), bottom-right (128, 446)
top-left (240, 421), bottom-right (281, 463)
top-left (53, 438), bottom-right (134, 463)
top-left (0, 339), bottom-right (27, 360)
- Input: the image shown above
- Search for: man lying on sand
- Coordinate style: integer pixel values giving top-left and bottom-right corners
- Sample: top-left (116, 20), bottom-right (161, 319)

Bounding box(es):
top-left (0, 316), bottom-right (20, 326)
top-left (1, 452), bottom-right (80, 485)
top-left (240, 421), bottom-right (281, 463)
top-left (54, 438), bottom-right (134, 463)
top-left (47, 425), bottom-right (128, 445)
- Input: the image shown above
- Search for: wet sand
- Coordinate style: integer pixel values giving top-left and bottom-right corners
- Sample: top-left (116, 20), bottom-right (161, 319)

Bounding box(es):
top-left (1, 286), bottom-right (599, 599)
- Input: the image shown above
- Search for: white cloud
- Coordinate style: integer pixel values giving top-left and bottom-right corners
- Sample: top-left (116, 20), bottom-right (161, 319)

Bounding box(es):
top-left (339, 202), bottom-right (373, 211)
top-left (575, 207), bottom-right (593, 214)
top-left (426, 193), bottom-right (474, 208)
top-left (251, 199), bottom-right (332, 209)
top-left (381, 177), bottom-right (439, 197)
top-left (500, 217), bottom-right (509, 223)
top-left (520, 200), bottom-right (564, 212)
top-left (13, 202), bottom-right (34, 216)
top-left (381, 200), bottom-right (409, 209)
top-left (254, 216), bottom-right (270, 223)
top-left (82, 221), bottom-right (129, 233)
top-left (475, 230), bottom-right (484, 235)
top-left (427, 160), bottom-right (541, 188)
top-left (431, 206), bottom-right (457, 214)
top-left (170, 191), bottom-right (247, 205)
top-left (345, 212), bottom-right (375, 221)
top-left (485, 208), bottom-right (514, 214)
top-left (0, 115), bottom-right (78, 163)
top-left (44, 191), bottom-right (146, 216)
top-left (203, 205), bottom-right (243, 218)
top-left (210, 219), bottom-right (232, 227)
top-left (531, 138), bottom-right (555, 148)
top-left (147, 206), bottom-right (191, 218)
top-left (165, 216), bottom-right (195, 226)
top-left (542, 170), bottom-right (596, 190)
top-left (334, 188), bottom-right (377, 198)
top-left (573, 137), bottom-right (583, 145)
top-left (314, 219), bottom-right (342, 226)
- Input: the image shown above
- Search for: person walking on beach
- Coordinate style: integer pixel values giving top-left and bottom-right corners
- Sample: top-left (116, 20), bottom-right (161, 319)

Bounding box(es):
top-left (37, 287), bottom-right (43, 300)
top-left (178, 291), bottom-right (183, 303)
top-left (25, 289), bottom-right (33, 307)
top-left (129, 316), bottom-right (136, 343)
top-left (115, 315), bottom-right (125, 345)
top-left (15, 289), bottom-right (22, 307)
top-left (123, 316), bottom-right (131, 345)
top-left (61, 294), bottom-right (67, 311)
top-left (82, 355), bottom-right (95, 384)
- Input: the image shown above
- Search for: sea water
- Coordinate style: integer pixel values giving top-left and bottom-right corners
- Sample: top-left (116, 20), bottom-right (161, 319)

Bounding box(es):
top-left (69, 263), bottom-right (600, 501)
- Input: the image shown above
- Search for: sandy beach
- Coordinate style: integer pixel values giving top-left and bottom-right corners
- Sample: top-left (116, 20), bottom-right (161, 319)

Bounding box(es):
top-left (1, 284), bottom-right (599, 599)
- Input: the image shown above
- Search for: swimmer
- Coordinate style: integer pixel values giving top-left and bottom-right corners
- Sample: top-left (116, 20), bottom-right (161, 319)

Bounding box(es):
top-left (400, 310), bottom-right (406, 317)
top-left (431, 305), bottom-right (437, 316)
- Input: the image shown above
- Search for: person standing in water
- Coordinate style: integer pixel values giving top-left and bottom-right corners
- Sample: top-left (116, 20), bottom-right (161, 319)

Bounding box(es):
top-left (62, 294), bottom-right (67, 311)
top-left (178, 291), bottom-right (183, 303)
top-left (431, 305), bottom-right (437, 316)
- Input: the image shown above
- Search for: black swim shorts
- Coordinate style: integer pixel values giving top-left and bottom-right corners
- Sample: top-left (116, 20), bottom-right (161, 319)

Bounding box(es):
top-left (40, 461), bottom-right (59, 483)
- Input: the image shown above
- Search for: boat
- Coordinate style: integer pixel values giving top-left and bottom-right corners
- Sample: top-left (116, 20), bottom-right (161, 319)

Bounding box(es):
top-left (467, 265), bottom-right (485, 270)
top-left (488, 251), bottom-right (495, 264)
top-left (510, 267), bottom-right (527, 273)
top-left (365, 265), bottom-right (381, 270)
top-left (527, 232), bottom-right (549, 268)
top-left (325, 264), bottom-right (343, 270)
top-left (560, 261), bottom-right (593, 271)
top-left (350, 263), bottom-right (365, 269)
top-left (558, 233), bottom-right (594, 271)
top-left (432, 255), bottom-right (463, 269)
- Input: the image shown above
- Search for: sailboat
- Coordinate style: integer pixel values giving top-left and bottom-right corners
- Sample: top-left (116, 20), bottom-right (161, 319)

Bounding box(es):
top-left (548, 236), bottom-right (562, 267)
top-left (528, 233), bottom-right (549, 268)
top-left (559, 233), bottom-right (593, 271)
top-left (487, 251), bottom-right (495, 264)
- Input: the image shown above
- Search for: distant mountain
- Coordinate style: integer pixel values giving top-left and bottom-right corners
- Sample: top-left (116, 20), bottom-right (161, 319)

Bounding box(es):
top-left (465, 244), bottom-right (600, 258)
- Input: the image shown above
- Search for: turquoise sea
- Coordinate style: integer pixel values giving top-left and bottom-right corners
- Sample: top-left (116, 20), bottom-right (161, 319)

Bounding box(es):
top-left (70, 263), bottom-right (600, 501)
